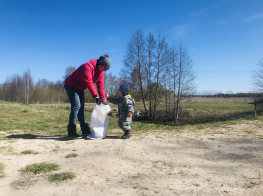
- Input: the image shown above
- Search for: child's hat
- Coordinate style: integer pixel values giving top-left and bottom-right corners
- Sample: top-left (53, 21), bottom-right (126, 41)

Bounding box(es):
top-left (118, 84), bottom-right (130, 96)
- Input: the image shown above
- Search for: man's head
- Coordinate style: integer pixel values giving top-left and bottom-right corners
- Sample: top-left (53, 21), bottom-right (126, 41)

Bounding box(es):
top-left (118, 84), bottom-right (130, 97)
top-left (97, 54), bottom-right (111, 72)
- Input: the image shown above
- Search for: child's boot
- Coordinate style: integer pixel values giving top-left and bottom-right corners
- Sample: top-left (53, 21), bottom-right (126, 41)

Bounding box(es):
top-left (120, 130), bottom-right (130, 139)
top-left (80, 123), bottom-right (92, 136)
top-left (67, 124), bottom-right (80, 138)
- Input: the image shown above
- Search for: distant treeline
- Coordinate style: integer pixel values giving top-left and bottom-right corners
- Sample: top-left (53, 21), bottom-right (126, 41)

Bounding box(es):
top-left (1, 68), bottom-right (261, 105)
top-left (0, 69), bottom-right (69, 104)
top-left (195, 93), bottom-right (263, 98)
top-left (0, 68), bottom-right (123, 104)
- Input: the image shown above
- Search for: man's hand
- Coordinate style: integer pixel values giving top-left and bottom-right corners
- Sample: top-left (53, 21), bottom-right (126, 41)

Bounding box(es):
top-left (95, 97), bottom-right (101, 105)
top-left (127, 113), bottom-right (132, 117)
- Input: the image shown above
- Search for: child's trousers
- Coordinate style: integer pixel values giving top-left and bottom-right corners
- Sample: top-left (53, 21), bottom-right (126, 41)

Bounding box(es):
top-left (118, 116), bottom-right (132, 131)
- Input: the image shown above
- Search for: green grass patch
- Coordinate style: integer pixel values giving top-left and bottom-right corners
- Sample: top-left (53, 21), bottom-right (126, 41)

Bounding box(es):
top-left (21, 150), bottom-right (39, 154)
top-left (196, 125), bottom-right (205, 130)
top-left (65, 153), bottom-right (78, 158)
top-left (0, 100), bottom-right (261, 139)
top-left (25, 162), bottom-right (59, 174)
top-left (49, 172), bottom-right (75, 182)
top-left (184, 102), bottom-right (253, 114)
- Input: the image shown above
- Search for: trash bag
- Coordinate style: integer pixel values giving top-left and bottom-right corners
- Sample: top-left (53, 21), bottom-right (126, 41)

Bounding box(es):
top-left (87, 104), bottom-right (111, 140)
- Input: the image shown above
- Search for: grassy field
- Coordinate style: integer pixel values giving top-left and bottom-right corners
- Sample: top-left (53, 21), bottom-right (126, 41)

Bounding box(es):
top-left (0, 99), bottom-right (261, 139)
top-left (1, 100), bottom-right (263, 195)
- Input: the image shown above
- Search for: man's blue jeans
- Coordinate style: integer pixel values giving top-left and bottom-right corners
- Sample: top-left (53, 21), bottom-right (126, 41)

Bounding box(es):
top-left (64, 84), bottom-right (86, 125)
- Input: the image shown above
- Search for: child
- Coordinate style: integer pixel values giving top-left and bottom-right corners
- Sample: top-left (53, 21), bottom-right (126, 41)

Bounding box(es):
top-left (107, 84), bottom-right (135, 139)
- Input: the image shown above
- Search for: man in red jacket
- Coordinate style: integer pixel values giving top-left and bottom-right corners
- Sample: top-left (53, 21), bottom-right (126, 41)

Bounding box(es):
top-left (64, 54), bottom-right (111, 137)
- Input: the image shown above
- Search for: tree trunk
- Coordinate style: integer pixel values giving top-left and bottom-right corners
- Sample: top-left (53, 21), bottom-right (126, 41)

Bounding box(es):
top-left (138, 62), bottom-right (147, 115)
top-left (175, 49), bottom-right (182, 123)
top-left (153, 58), bottom-right (160, 120)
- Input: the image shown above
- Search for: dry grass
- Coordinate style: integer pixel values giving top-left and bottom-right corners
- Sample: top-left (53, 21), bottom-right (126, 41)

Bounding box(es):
top-left (49, 172), bottom-right (75, 182)
top-left (21, 150), bottom-right (39, 154)
top-left (0, 163), bottom-right (4, 178)
top-left (10, 175), bottom-right (39, 190)
top-left (65, 153), bottom-right (78, 158)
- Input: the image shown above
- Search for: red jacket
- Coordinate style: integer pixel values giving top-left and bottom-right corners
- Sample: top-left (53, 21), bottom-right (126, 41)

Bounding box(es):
top-left (65, 59), bottom-right (106, 101)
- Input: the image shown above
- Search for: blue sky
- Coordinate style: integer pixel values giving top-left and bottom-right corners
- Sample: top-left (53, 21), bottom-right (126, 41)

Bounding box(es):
top-left (0, 0), bottom-right (262, 93)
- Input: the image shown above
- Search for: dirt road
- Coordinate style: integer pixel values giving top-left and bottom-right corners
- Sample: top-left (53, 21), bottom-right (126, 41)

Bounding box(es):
top-left (0, 120), bottom-right (263, 196)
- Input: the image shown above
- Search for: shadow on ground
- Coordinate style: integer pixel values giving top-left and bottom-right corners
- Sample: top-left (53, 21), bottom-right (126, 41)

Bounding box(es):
top-left (6, 134), bottom-right (121, 141)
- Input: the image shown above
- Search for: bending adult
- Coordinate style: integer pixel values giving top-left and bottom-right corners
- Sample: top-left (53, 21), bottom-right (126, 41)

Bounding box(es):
top-left (64, 54), bottom-right (111, 137)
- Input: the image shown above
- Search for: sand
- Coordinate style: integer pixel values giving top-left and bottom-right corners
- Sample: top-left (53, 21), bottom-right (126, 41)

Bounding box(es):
top-left (0, 120), bottom-right (263, 196)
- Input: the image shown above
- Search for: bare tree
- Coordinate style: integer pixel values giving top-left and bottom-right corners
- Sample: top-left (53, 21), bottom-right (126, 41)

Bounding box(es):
top-left (122, 29), bottom-right (148, 114)
top-left (55, 80), bottom-right (64, 102)
top-left (146, 32), bottom-right (156, 117)
top-left (175, 43), bottom-right (196, 122)
top-left (153, 32), bottom-right (171, 120)
top-left (164, 57), bottom-right (173, 121)
top-left (252, 59), bottom-right (263, 93)
top-left (5, 74), bottom-right (23, 102)
top-left (105, 72), bottom-right (122, 96)
top-left (22, 69), bottom-right (33, 104)
top-left (63, 66), bottom-right (75, 81)
top-left (0, 71), bottom-right (32, 103)
top-left (170, 44), bottom-right (178, 121)
top-left (36, 78), bottom-right (49, 88)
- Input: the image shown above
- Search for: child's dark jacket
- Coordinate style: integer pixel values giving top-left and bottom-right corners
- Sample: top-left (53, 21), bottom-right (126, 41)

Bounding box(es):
top-left (109, 95), bottom-right (135, 121)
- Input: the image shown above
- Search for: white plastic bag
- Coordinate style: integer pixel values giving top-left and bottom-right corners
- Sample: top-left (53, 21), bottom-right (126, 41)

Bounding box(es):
top-left (87, 104), bottom-right (111, 140)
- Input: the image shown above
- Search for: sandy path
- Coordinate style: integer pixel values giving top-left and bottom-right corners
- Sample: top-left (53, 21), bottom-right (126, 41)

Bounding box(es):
top-left (0, 121), bottom-right (263, 196)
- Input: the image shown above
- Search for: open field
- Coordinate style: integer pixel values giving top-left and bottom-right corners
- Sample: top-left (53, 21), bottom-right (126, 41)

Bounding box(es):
top-left (0, 100), bottom-right (263, 195)
top-left (185, 97), bottom-right (256, 103)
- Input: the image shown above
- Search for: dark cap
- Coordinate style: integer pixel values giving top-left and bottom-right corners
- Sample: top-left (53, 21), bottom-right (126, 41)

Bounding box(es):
top-left (97, 54), bottom-right (111, 69)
